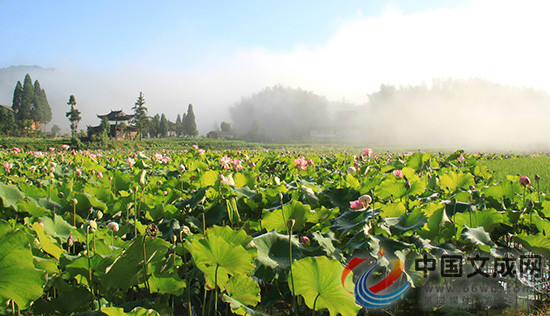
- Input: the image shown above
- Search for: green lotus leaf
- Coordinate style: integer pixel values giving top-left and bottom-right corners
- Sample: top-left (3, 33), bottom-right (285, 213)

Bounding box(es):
top-left (0, 182), bottom-right (26, 211)
top-left (225, 274), bottom-right (261, 311)
top-left (290, 256), bottom-right (360, 316)
top-left (439, 170), bottom-right (474, 193)
top-left (0, 221), bottom-right (46, 309)
top-left (102, 236), bottom-right (170, 290)
top-left (514, 233), bottom-right (550, 259)
top-left (32, 222), bottom-right (64, 260)
top-left (261, 200), bottom-right (311, 233)
top-left (253, 230), bottom-right (312, 271)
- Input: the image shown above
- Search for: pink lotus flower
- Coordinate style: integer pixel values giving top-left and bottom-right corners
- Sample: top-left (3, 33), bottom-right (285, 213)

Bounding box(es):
top-left (520, 176), bottom-right (531, 187)
top-left (458, 154), bottom-right (465, 163)
top-left (198, 149), bottom-right (205, 156)
top-left (192, 145), bottom-right (199, 150)
top-left (96, 171), bottom-right (103, 180)
top-left (363, 148), bottom-right (374, 158)
top-left (295, 157), bottom-right (307, 171)
top-left (29, 165), bottom-right (37, 173)
top-left (61, 144), bottom-right (70, 150)
top-left (220, 155), bottom-right (231, 169)
top-left (3, 162), bottom-right (13, 173)
top-left (183, 150), bottom-right (188, 154)
top-left (349, 200), bottom-right (363, 210)
top-left (13, 147), bottom-right (21, 153)
top-left (393, 169), bottom-right (404, 178)
top-left (49, 147), bottom-right (55, 151)
top-left (127, 157), bottom-right (135, 167)
top-left (307, 159), bottom-right (314, 166)
top-left (76, 170), bottom-right (82, 177)
top-left (231, 159), bottom-right (243, 171)
top-left (300, 236), bottom-right (310, 246)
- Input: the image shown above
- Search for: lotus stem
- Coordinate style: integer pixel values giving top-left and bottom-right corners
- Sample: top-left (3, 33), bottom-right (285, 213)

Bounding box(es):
top-left (214, 264), bottom-right (220, 315)
top-left (142, 237), bottom-right (150, 293)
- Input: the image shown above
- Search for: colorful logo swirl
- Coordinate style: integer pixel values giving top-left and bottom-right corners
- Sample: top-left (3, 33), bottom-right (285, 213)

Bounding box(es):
top-left (341, 251), bottom-right (412, 307)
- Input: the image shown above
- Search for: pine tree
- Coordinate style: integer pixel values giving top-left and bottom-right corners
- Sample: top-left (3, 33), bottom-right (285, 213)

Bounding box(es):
top-left (175, 114), bottom-right (183, 137)
top-left (12, 81), bottom-right (23, 122)
top-left (131, 92), bottom-right (148, 140)
top-left (33, 80), bottom-right (52, 131)
top-left (149, 114), bottom-right (160, 138)
top-left (182, 104), bottom-right (198, 137)
top-left (159, 114), bottom-right (169, 138)
top-left (20, 74), bottom-right (35, 126)
top-left (66, 95), bottom-right (81, 141)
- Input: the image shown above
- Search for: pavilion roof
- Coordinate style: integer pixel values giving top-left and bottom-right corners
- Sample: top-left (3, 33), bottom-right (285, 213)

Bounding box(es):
top-left (97, 110), bottom-right (135, 121)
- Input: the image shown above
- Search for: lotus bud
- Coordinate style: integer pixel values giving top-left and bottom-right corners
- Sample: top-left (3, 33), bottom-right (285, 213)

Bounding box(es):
top-left (38, 221), bottom-right (44, 228)
top-left (157, 180), bottom-right (163, 186)
top-left (164, 190), bottom-right (168, 196)
top-left (95, 210), bottom-right (103, 220)
top-left (71, 198), bottom-right (78, 205)
top-left (58, 192), bottom-right (64, 198)
top-left (300, 236), bottom-right (310, 246)
top-left (171, 235), bottom-right (177, 243)
top-left (67, 234), bottom-right (74, 247)
top-left (180, 225), bottom-right (191, 237)
top-left (107, 221), bottom-right (119, 232)
top-left (520, 176), bottom-right (531, 187)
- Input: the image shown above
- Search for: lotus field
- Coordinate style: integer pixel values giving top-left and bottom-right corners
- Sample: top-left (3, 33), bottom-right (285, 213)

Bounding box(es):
top-left (1, 145), bottom-right (549, 316)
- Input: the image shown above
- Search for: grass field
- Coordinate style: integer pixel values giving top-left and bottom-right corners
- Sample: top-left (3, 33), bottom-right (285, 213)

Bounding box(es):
top-left (484, 155), bottom-right (550, 194)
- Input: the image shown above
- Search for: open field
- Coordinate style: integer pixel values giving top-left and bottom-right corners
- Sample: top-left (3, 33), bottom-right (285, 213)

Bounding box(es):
top-left (0, 139), bottom-right (549, 315)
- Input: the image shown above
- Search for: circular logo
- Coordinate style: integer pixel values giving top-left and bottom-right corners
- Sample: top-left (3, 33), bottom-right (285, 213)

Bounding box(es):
top-left (342, 250), bottom-right (412, 307)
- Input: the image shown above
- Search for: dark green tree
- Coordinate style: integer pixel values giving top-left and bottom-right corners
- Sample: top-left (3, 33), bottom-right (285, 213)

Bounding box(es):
top-left (159, 114), bottom-right (169, 138)
top-left (0, 106), bottom-right (16, 135)
top-left (33, 80), bottom-right (52, 131)
top-left (220, 121), bottom-right (232, 133)
top-left (131, 92), bottom-right (148, 140)
top-left (65, 95), bottom-right (81, 141)
top-left (19, 74), bottom-right (35, 126)
top-left (175, 114), bottom-right (183, 137)
top-left (51, 124), bottom-right (61, 137)
top-left (148, 114), bottom-right (160, 138)
top-left (11, 81), bottom-right (23, 123)
top-left (182, 104), bottom-right (198, 137)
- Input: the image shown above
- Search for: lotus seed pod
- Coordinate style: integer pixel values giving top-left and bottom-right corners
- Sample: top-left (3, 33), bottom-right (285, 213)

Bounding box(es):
top-left (164, 190), bottom-right (168, 196)
top-left (84, 220), bottom-right (97, 233)
top-left (71, 198), bottom-right (78, 205)
top-left (178, 164), bottom-right (186, 173)
top-left (358, 195), bottom-right (372, 207)
top-left (535, 174), bottom-right (541, 181)
top-left (520, 176), bottom-right (531, 187)
top-left (107, 221), bottom-right (119, 232)
top-left (157, 180), bottom-right (163, 186)
top-left (58, 192), bottom-right (64, 198)
top-left (96, 210), bottom-right (103, 220)
top-left (180, 225), bottom-right (191, 236)
top-left (171, 235), bottom-right (177, 243)
top-left (146, 223), bottom-right (159, 238)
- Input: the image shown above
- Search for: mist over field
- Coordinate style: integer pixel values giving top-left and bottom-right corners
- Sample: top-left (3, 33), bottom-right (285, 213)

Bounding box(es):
top-left (1, 65), bottom-right (548, 152)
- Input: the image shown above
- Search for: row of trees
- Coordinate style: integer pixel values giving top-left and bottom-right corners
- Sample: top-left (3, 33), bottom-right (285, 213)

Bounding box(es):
top-left (0, 74), bottom-right (53, 136)
top-left (145, 104), bottom-right (198, 138)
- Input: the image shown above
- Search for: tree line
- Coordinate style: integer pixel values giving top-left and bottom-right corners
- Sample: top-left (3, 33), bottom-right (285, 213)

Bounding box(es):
top-left (0, 74), bottom-right (53, 136)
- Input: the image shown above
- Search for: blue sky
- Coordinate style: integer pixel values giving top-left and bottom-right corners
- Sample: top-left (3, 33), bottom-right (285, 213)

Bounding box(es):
top-left (0, 0), bottom-right (548, 134)
top-left (2, 0), bottom-right (471, 69)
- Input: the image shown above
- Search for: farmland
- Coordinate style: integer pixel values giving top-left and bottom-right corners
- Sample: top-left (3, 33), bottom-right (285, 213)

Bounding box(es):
top-left (0, 141), bottom-right (549, 316)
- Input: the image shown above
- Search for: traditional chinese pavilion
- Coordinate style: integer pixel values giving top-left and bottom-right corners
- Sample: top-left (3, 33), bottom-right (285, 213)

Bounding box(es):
top-left (88, 110), bottom-right (138, 140)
